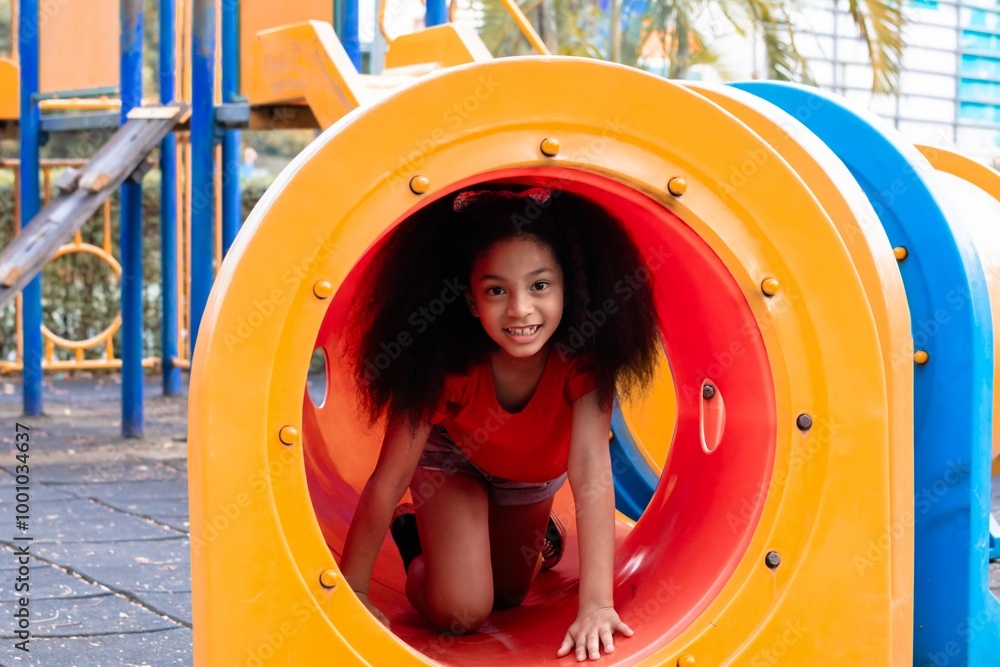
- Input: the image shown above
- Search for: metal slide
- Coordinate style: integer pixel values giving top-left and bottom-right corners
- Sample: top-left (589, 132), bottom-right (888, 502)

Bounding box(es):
top-left (0, 104), bottom-right (187, 309)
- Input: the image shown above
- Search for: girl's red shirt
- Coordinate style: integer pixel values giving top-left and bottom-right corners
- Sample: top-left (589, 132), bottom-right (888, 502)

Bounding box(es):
top-left (431, 350), bottom-right (598, 482)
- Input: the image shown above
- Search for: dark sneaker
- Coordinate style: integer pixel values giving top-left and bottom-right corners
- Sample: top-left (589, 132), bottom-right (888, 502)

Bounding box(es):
top-left (541, 513), bottom-right (566, 571)
top-left (390, 503), bottom-right (422, 573)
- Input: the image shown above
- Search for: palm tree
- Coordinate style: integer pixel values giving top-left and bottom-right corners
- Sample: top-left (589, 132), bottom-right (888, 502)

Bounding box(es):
top-left (476, 0), bottom-right (610, 59)
top-left (472, 0), bottom-right (904, 94)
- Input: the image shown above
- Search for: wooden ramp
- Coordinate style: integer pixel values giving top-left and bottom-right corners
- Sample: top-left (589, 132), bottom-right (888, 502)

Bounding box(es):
top-left (0, 104), bottom-right (187, 309)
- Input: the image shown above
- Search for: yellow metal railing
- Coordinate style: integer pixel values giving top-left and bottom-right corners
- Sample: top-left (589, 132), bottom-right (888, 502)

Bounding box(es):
top-left (175, 131), bottom-right (194, 371)
top-left (377, 0), bottom-right (548, 54)
top-left (496, 0), bottom-right (551, 55)
top-left (379, 0), bottom-right (424, 44)
top-left (38, 98), bottom-right (122, 112)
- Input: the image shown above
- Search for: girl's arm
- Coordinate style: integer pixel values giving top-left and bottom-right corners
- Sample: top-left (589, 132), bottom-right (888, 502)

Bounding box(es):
top-left (339, 412), bottom-right (431, 624)
top-left (557, 391), bottom-right (633, 661)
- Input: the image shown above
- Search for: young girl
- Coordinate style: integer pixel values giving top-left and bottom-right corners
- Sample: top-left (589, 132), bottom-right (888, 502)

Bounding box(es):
top-left (339, 186), bottom-right (660, 661)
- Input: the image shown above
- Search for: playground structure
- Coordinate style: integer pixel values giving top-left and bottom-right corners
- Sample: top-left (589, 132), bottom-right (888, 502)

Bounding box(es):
top-left (0, 0), bottom-right (364, 434)
top-left (0, 0), bottom-right (998, 665)
top-left (0, 0), bottom-right (194, 437)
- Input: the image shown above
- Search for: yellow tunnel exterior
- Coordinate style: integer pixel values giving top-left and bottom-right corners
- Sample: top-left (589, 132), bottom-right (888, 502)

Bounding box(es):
top-left (189, 58), bottom-right (911, 665)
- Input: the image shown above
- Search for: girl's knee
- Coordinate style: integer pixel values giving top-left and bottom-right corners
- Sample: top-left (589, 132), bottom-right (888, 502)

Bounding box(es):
top-left (492, 583), bottom-right (531, 610)
top-left (424, 588), bottom-right (493, 634)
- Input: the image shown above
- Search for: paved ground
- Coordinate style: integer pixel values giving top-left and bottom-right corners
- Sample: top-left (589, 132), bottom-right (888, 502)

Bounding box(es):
top-left (0, 376), bottom-right (997, 666)
top-left (0, 377), bottom-right (190, 667)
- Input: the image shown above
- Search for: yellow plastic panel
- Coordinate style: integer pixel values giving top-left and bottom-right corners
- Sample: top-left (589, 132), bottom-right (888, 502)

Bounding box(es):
top-left (622, 83), bottom-right (915, 658)
top-left (245, 21), bottom-right (472, 130)
top-left (619, 346), bottom-right (676, 474)
top-left (39, 0), bottom-right (118, 94)
top-left (244, 21), bottom-right (366, 128)
top-left (384, 23), bottom-right (493, 70)
top-left (0, 59), bottom-right (17, 119)
top-left (685, 83), bottom-right (915, 662)
top-left (189, 58), bottom-right (908, 665)
top-left (917, 145), bottom-right (1000, 477)
top-left (240, 0), bottom-right (335, 95)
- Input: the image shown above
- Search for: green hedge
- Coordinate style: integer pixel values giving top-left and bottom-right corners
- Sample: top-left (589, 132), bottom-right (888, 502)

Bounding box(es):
top-left (0, 171), bottom-right (272, 369)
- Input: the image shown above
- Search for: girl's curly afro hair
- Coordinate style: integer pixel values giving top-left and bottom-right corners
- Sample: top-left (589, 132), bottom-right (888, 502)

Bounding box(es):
top-left (344, 186), bottom-right (662, 427)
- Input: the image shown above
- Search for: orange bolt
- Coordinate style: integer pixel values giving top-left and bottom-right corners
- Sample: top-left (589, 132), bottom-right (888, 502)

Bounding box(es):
top-left (914, 350), bottom-right (929, 365)
top-left (540, 137), bottom-right (560, 157)
top-left (893, 246), bottom-right (908, 261)
top-left (677, 654), bottom-right (696, 666)
top-left (409, 175), bottom-right (430, 195)
top-left (313, 280), bottom-right (333, 300)
top-left (319, 569), bottom-right (339, 589)
top-left (667, 177), bottom-right (687, 197)
top-left (278, 425), bottom-right (300, 446)
top-left (761, 277), bottom-right (780, 297)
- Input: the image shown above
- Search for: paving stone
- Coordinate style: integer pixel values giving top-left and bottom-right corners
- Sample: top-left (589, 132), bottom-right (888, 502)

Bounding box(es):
top-left (132, 591), bottom-right (193, 626)
top-left (98, 498), bottom-right (189, 519)
top-left (0, 627), bottom-right (192, 666)
top-left (148, 516), bottom-right (189, 533)
top-left (161, 459), bottom-right (187, 474)
top-left (0, 561), bottom-right (106, 602)
top-left (55, 481), bottom-right (189, 503)
top-left (0, 475), bottom-right (77, 503)
top-left (0, 594), bottom-right (180, 639)
top-left (33, 539), bottom-right (190, 595)
top-left (4, 461), bottom-right (183, 486)
top-left (0, 500), bottom-right (184, 543)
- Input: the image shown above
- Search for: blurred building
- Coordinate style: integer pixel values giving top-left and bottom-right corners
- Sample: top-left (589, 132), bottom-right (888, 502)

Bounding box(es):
top-left (794, 0), bottom-right (1000, 162)
top-left (360, 0), bottom-right (1000, 161)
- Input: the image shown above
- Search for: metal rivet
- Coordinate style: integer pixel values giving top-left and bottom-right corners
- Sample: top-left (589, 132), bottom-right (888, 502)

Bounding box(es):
top-left (914, 350), bottom-right (929, 365)
top-left (677, 655), bottom-right (696, 667)
top-left (409, 175), bottom-right (430, 195)
top-left (893, 246), bottom-right (908, 261)
top-left (796, 413), bottom-right (813, 432)
top-left (313, 280), bottom-right (333, 300)
top-left (319, 569), bottom-right (339, 589)
top-left (667, 177), bottom-right (687, 197)
top-left (702, 384), bottom-right (716, 400)
top-left (540, 137), bottom-right (560, 157)
top-left (761, 277), bottom-right (780, 297)
top-left (278, 426), bottom-right (299, 446)
top-left (765, 551), bottom-right (781, 569)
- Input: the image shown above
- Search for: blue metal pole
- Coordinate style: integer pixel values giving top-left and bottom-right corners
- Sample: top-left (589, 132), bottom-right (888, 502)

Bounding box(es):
top-left (159, 0), bottom-right (181, 396)
top-left (425, 0), bottom-right (447, 27)
top-left (221, 0), bottom-right (241, 254)
top-left (190, 0), bottom-right (216, 354)
top-left (18, 0), bottom-right (42, 416)
top-left (120, 0), bottom-right (144, 438)
top-left (341, 0), bottom-right (361, 71)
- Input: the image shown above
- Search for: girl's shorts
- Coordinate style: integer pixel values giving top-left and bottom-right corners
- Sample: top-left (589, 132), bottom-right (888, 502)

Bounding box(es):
top-left (417, 424), bottom-right (567, 507)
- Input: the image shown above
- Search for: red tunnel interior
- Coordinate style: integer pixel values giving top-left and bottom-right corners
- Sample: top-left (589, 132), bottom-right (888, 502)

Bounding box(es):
top-left (300, 169), bottom-right (777, 664)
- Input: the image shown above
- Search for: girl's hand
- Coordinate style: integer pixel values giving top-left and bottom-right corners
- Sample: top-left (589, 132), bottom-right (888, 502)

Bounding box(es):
top-left (355, 591), bottom-right (391, 628)
top-left (557, 604), bottom-right (633, 661)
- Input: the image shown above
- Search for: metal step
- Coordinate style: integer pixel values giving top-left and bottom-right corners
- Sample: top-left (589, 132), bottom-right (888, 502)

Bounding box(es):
top-left (0, 103), bottom-right (188, 309)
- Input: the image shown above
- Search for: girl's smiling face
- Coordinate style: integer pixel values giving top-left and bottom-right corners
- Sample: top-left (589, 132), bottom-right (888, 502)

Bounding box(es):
top-left (467, 236), bottom-right (565, 360)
